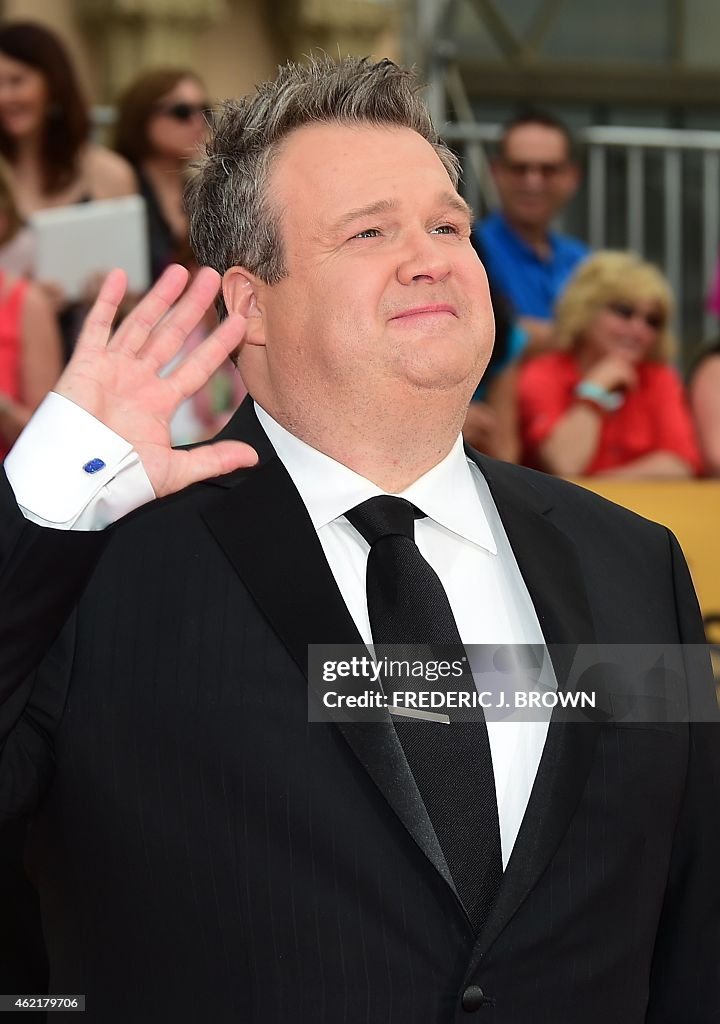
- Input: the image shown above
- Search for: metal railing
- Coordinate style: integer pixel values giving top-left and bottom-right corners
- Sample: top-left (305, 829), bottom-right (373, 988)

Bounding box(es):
top-left (442, 121), bottom-right (720, 357)
top-left (93, 99), bottom-right (720, 359)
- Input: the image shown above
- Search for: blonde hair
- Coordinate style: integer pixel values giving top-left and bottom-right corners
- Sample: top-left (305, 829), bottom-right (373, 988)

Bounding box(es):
top-left (554, 250), bottom-right (675, 361)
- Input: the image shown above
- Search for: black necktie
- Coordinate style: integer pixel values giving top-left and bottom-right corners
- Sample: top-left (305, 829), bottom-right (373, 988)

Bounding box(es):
top-left (345, 495), bottom-right (503, 933)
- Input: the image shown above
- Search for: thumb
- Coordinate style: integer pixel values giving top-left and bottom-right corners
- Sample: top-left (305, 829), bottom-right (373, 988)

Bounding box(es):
top-left (160, 440), bottom-right (259, 496)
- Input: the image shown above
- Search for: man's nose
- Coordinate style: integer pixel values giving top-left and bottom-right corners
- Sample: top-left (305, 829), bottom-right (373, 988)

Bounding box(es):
top-left (517, 167), bottom-right (546, 189)
top-left (396, 232), bottom-right (451, 286)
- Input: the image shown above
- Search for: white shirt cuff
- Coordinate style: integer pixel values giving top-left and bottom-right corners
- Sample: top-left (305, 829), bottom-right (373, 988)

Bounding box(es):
top-left (5, 392), bottom-right (155, 531)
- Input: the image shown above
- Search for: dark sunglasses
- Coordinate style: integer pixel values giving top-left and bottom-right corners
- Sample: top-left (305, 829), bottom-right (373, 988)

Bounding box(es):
top-left (501, 160), bottom-right (568, 178)
top-left (155, 101), bottom-right (211, 122)
top-left (606, 302), bottom-right (665, 331)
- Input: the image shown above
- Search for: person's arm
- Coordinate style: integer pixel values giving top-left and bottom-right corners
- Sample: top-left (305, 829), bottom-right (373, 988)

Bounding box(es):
top-left (518, 316), bottom-right (557, 356)
top-left (44, 265), bottom-right (256, 499)
top-left (87, 145), bottom-right (138, 200)
top-left (594, 451), bottom-right (693, 479)
top-left (689, 355), bottom-right (720, 476)
top-left (536, 356), bottom-right (637, 476)
top-left (0, 264), bottom-right (257, 688)
top-left (594, 365), bottom-right (700, 478)
top-left (0, 283), bottom-right (62, 448)
top-left (536, 403), bottom-right (604, 476)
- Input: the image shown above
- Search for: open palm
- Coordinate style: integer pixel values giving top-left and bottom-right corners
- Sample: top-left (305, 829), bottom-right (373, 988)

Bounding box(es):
top-left (55, 264), bottom-right (258, 498)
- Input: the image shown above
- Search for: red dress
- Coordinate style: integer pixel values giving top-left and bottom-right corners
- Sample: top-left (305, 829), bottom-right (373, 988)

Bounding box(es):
top-left (519, 351), bottom-right (702, 475)
top-left (0, 272), bottom-right (28, 460)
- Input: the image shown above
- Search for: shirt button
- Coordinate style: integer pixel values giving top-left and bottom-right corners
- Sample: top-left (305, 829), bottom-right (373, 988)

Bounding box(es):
top-left (461, 985), bottom-right (486, 1012)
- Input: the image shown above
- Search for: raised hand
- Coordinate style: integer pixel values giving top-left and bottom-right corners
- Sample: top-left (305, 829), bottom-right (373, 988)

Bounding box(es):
top-left (584, 354), bottom-right (638, 394)
top-left (55, 264), bottom-right (258, 498)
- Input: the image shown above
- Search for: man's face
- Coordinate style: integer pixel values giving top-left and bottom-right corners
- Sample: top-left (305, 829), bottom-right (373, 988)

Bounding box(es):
top-left (243, 123), bottom-right (494, 419)
top-left (493, 123), bottom-right (579, 232)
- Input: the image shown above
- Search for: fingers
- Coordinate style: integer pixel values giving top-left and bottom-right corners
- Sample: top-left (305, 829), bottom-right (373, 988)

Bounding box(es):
top-left (106, 264), bottom-right (191, 354)
top-left (131, 267), bottom-right (223, 369)
top-left (73, 269), bottom-right (128, 353)
top-left (164, 313), bottom-right (248, 401)
top-left (75, 265), bottom-right (227, 381)
top-left (160, 441), bottom-right (258, 497)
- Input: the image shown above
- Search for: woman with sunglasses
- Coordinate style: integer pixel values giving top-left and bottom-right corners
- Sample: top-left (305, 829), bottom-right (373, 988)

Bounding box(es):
top-left (518, 250), bottom-right (701, 477)
top-left (114, 69), bottom-right (210, 282)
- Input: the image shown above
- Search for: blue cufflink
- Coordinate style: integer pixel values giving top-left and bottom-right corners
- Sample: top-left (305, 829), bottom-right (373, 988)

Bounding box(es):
top-left (83, 458), bottom-right (106, 474)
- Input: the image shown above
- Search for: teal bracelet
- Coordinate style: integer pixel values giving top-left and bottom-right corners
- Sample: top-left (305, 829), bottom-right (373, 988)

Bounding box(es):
top-left (574, 380), bottom-right (624, 411)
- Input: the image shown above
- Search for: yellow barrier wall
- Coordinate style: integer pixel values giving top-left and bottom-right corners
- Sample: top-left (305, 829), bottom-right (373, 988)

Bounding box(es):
top-left (572, 480), bottom-right (720, 642)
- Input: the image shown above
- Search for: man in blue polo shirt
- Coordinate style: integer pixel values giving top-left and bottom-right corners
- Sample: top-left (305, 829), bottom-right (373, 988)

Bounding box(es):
top-left (474, 111), bottom-right (589, 353)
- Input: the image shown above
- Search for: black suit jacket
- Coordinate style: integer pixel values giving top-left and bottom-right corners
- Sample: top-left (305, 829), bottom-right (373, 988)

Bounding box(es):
top-left (1, 398), bottom-right (718, 1023)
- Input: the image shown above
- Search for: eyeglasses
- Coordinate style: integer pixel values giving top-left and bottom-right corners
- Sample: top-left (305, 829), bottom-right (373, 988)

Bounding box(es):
top-left (500, 160), bottom-right (569, 179)
top-left (606, 302), bottom-right (665, 331)
top-left (154, 101), bottom-right (211, 122)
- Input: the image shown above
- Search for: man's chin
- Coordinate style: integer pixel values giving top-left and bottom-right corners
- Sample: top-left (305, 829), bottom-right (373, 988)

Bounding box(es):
top-left (510, 204), bottom-right (552, 226)
top-left (399, 364), bottom-right (484, 401)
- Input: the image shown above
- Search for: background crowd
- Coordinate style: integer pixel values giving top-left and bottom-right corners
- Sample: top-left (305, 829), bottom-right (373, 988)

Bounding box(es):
top-left (0, 19), bottom-right (718, 479)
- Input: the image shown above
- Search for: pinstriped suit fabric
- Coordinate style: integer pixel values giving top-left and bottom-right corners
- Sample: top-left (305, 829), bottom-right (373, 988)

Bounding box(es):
top-left (1, 419), bottom-right (718, 1022)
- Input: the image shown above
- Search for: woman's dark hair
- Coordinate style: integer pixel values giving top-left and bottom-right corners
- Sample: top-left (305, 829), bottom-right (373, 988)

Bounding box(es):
top-left (114, 69), bottom-right (201, 165)
top-left (0, 21), bottom-right (89, 196)
top-left (0, 154), bottom-right (24, 242)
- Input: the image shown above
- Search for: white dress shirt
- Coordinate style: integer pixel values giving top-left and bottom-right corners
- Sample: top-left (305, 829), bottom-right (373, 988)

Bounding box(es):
top-left (6, 393), bottom-right (555, 867)
top-left (6, 392), bottom-right (155, 530)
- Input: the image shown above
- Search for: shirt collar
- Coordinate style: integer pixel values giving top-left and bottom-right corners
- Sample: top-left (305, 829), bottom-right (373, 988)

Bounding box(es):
top-left (494, 211), bottom-right (558, 263)
top-left (255, 402), bottom-right (497, 555)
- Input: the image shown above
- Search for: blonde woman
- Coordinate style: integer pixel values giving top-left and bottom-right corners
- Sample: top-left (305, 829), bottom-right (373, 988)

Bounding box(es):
top-left (519, 250), bottom-right (700, 477)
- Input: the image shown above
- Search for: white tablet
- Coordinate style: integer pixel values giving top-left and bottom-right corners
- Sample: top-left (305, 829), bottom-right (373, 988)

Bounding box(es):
top-left (30, 195), bottom-right (150, 300)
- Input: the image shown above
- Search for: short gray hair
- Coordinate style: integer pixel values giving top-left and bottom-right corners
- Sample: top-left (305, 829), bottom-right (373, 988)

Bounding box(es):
top-left (186, 55), bottom-right (460, 316)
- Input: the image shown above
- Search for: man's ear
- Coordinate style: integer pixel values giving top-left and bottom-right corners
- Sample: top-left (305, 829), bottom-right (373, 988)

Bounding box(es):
top-left (565, 162), bottom-right (582, 196)
top-left (223, 267), bottom-right (266, 346)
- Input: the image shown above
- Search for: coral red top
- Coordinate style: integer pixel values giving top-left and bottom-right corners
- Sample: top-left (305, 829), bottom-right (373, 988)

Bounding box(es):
top-left (519, 351), bottom-right (702, 476)
top-left (0, 272), bottom-right (28, 460)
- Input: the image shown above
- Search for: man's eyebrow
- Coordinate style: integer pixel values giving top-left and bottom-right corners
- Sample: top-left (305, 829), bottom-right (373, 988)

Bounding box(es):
top-left (329, 198), bottom-right (399, 235)
top-left (439, 191), bottom-right (475, 223)
top-left (328, 193), bottom-right (474, 236)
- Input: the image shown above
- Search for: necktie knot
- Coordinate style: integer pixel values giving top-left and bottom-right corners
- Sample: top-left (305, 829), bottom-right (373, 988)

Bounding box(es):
top-left (345, 495), bottom-right (421, 547)
top-left (344, 490), bottom-right (502, 933)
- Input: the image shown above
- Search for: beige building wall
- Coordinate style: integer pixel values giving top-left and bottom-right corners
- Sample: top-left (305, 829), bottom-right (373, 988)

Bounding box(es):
top-left (1, 0), bottom-right (401, 107)
top-left (195, 2), bottom-right (283, 102)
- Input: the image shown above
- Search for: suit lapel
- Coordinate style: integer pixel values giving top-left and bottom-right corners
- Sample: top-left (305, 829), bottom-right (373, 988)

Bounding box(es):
top-left (201, 398), bottom-right (458, 898)
top-left (475, 454), bottom-right (596, 650)
top-left (469, 454), bottom-right (601, 958)
top-left (201, 406), bottom-right (602, 943)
